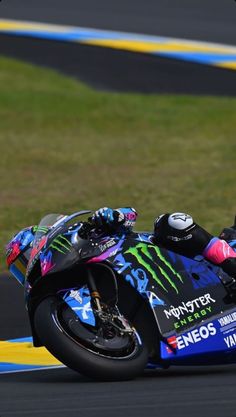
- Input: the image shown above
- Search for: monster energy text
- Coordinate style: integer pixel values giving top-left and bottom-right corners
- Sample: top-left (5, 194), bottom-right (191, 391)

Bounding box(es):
top-left (164, 293), bottom-right (216, 329)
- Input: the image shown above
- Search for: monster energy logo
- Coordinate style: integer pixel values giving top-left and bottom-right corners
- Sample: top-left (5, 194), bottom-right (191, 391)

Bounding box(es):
top-left (33, 226), bottom-right (49, 234)
top-left (49, 235), bottom-right (72, 254)
top-left (125, 243), bottom-right (183, 294)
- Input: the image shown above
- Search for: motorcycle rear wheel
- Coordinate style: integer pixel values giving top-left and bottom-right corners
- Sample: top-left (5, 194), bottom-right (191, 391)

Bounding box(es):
top-left (34, 296), bottom-right (148, 381)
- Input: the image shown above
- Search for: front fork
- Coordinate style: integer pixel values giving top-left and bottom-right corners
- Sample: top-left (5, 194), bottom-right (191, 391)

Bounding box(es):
top-left (86, 268), bottom-right (134, 335)
top-left (87, 268), bottom-right (102, 312)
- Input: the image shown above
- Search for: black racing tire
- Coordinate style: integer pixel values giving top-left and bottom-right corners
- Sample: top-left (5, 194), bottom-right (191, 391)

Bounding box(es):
top-left (34, 296), bottom-right (148, 381)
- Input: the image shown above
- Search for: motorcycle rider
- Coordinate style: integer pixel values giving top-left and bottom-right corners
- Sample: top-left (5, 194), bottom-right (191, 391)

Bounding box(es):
top-left (92, 207), bottom-right (236, 291)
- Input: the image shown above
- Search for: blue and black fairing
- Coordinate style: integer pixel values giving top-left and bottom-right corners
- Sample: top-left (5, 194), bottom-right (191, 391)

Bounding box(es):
top-left (14, 214), bottom-right (236, 364)
top-left (60, 231), bottom-right (233, 336)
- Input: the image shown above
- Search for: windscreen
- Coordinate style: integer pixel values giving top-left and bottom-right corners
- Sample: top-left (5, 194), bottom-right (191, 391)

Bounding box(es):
top-left (32, 213), bottom-right (65, 247)
top-left (32, 210), bottom-right (92, 248)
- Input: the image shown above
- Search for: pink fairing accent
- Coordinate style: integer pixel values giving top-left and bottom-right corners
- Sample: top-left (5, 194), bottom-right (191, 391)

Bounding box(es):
top-left (203, 237), bottom-right (236, 265)
top-left (87, 252), bottom-right (109, 263)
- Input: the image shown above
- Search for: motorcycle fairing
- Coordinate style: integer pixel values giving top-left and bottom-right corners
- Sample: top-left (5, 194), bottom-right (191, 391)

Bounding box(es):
top-left (43, 229), bottom-right (235, 340)
top-left (25, 223), bottom-right (236, 337)
top-left (7, 215), bottom-right (235, 344)
top-left (59, 286), bottom-right (96, 326)
top-left (102, 236), bottom-right (234, 335)
top-left (6, 227), bottom-right (35, 285)
top-left (160, 307), bottom-right (236, 365)
top-left (25, 211), bottom-right (92, 280)
top-left (7, 212), bottom-right (236, 368)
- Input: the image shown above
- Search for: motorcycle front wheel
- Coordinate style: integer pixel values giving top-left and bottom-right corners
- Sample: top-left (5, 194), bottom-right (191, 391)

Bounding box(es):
top-left (34, 296), bottom-right (148, 381)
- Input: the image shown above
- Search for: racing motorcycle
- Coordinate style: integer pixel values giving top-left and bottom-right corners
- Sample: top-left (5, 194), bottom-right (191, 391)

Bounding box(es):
top-left (6, 211), bottom-right (236, 380)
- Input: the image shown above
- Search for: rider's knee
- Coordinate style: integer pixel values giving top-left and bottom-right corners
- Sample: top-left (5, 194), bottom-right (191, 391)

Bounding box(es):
top-left (154, 212), bottom-right (213, 258)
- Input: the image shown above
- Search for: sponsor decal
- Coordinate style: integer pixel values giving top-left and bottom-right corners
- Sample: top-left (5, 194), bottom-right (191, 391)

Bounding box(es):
top-left (32, 225), bottom-right (49, 234)
top-left (164, 293), bottom-right (216, 330)
top-left (63, 287), bottom-right (95, 325)
top-left (124, 243), bottom-right (183, 294)
top-left (171, 213), bottom-right (192, 223)
top-left (177, 323), bottom-right (217, 350)
top-left (49, 234), bottom-right (72, 254)
top-left (99, 238), bottom-right (116, 252)
top-left (69, 289), bottom-right (83, 304)
top-left (164, 294), bottom-right (215, 318)
top-left (224, 333), bottom-right (236, 349)
top-left (166, 336), bottom-right (177, 353)
top-left (218, 312), bottom-right (236, 327)
top-left (26, 233), bottom-right (72, 276)
top-left (218, 312), bottom-right (236, 334)
top-left (166, 322), bottom-right (217, 352)
top-left (146, 291), bottom-right (165, 307)
top-left (167, 234), bottom-right (192, 242)
top-left (124, 220), bottom-right (136, 227)
top-left (87, 239), bottom-right (125, 264)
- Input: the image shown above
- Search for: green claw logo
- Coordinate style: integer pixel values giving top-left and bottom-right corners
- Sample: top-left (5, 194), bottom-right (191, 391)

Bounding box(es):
top-left (33, 226), bottom-right (50, 234)
top-left (49, 235), bottom-right (72, 254)
top-left (125, 243), bottom-right (183, 294)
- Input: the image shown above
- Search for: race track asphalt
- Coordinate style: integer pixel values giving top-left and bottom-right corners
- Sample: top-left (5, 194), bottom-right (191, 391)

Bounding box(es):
top-left (1, 365), bottom-right (236, 417)
top-left (1, 34), bottom-right (236, 96)
top-left (1, 0), bottom-right (236, 95)
top-left (1, 0), bottom-right (236, 45)
top-left (1, 274), bottom-right (236, 417)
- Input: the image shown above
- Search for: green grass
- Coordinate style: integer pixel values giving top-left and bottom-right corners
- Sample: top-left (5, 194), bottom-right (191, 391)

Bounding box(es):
top-left (1, 56), bottom-right (236, 271)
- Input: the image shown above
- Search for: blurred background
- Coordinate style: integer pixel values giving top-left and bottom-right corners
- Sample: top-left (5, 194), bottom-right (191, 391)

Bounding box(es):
top-left (0, 0), bottom-right (236, 272)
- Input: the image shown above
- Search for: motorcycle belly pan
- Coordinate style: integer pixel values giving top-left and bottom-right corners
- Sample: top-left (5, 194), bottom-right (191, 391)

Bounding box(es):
top-left (160, 307), bottom-right (236, 365)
